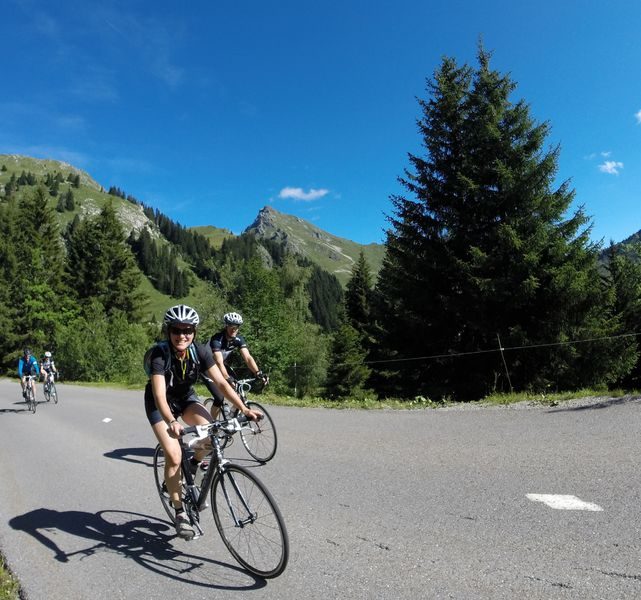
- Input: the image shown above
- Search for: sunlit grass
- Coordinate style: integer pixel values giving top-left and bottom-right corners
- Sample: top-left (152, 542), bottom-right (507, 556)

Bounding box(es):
top-left (0, 556), bottom-right (20, 600)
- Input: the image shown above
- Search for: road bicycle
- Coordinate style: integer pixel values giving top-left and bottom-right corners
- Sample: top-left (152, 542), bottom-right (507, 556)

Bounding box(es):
top-left (152, 415), bottom-right (289, 578)
top-left (43, 372), bottom-right (58, 404)
top-left (23, 374), bottom-right (37, 413)
top-left (203, 376), bottom-right (277, 463)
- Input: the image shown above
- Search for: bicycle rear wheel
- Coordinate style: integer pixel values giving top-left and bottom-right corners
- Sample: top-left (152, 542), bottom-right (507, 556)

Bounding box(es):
top-left (240, 401), bottom-right (277, 462)
top-left (152, 445), bottom-right (176, 524)
top-left (50, 382), bottom-right (58, 404)
top-left (211, 464), bottom-right (288, 578)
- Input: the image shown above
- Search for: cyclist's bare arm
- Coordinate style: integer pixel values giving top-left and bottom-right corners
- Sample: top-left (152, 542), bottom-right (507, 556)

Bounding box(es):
top-left (151, 374), bottom-right (183, 438)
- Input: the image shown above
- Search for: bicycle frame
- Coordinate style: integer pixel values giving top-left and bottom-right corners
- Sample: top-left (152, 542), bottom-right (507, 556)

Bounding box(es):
top-left (179, 418), bottom-right (249, 531)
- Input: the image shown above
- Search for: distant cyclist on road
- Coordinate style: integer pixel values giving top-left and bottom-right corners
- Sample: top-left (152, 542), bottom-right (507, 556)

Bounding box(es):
top-left (204, 312), bottom-right (269, 411)
top-left (18, 348), bottom-right (39, 401)
top-left (144, 304), bottom-right (262, 540)
top-left (40, 351), bottom-right (58, 385)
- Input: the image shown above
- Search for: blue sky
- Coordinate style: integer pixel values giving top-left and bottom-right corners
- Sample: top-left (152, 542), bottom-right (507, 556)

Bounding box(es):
top-left (1, 0), bottom-right (640, 245)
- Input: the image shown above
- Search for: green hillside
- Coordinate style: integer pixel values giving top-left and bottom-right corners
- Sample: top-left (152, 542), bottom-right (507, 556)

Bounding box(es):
top-left (190, 224), bottom-right (235, 249)
top-left (244, 206), bottom-right (385, 286)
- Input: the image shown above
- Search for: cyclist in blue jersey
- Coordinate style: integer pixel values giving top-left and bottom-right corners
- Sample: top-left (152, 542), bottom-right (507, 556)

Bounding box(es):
top-left (18, 348), bottom-right (39, 401)
top-left (145, 304), bottom-right (262, 540)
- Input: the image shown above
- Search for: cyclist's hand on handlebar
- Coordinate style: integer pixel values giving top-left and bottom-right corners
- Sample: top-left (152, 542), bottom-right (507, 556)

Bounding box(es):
top-left (256, 370), bottom-right (269, 386)
top-left (243, 407), bottom-right (263, 421)
top-left (167, 419), bottom-right (184, 438)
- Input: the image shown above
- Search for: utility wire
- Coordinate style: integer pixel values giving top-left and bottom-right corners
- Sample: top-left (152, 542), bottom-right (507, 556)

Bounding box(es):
top-left (283, 331), bottom-right (641, 371)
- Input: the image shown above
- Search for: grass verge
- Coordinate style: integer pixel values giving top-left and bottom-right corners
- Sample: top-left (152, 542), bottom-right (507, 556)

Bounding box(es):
top-left (0, 555), bottom-right (20, 600)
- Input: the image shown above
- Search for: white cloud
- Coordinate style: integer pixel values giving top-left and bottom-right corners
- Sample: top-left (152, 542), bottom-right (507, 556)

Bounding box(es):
top-left (599, 160), bottom-right (624, 175)
top-left (278, 187), bottom-right (329, 201)
top-left (635, 109), bottom-right (641, 124)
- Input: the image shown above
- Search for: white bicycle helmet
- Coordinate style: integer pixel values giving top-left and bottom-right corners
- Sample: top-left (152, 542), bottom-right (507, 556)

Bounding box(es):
top-left (164, 304), bottom-right (200, 326)
top-left (223, 312), bottom-right (243, 326)
top-left (44, 351), bottom-right (52, 358)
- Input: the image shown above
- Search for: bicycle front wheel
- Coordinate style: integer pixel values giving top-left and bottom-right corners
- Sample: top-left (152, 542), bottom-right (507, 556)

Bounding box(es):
top-left (43, 384), bottom-right (50, 402)
top-left (211, 464), bottom-right (288, 578)
top-left (240, 401), bottom-right (277, 462)
top-left (50, 382), bottom-right (58, 404)
top-left (28, 388), bottom-right (36, 413)
top-left (153, 445), bottom-right (176, 524)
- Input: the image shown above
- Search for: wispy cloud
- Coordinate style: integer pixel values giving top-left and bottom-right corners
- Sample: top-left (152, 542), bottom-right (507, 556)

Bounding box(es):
top-left (278, 187), bottom-right (330, 202)
top-left (635, 109), bottom-right (641, 124)
top-left (599, 160), bottom-right (624, 175)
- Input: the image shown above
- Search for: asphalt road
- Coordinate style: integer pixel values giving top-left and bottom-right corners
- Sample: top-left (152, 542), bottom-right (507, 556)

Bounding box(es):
top-left (1, 377), bottom-right (641, 599)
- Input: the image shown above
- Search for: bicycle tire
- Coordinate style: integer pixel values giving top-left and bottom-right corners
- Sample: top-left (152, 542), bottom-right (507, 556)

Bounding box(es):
top-left (43, 383), bottom-right (50, 402)
top-left (28, 387), bottom-right (36, 413)
top-left (240, 401), bottom-right (277, 462)
top-left (211, 464), bottom-right (288, 578)
top-left (152, 445), bottom-right (176, 524)
top-left (51, 382), bottom-right (58, 404)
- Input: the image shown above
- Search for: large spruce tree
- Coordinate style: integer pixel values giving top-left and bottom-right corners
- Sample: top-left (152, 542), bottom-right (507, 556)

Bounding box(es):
top-left (64, 202), bottom-right (146, 321)
top-left (375, 47), bottom-right (633, 400)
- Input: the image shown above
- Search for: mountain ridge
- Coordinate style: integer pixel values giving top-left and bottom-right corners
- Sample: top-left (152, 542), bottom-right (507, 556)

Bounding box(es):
top-left (243, 205), bottom-right (384, 285)
top-left (0, 154), bottom-right (384, 287)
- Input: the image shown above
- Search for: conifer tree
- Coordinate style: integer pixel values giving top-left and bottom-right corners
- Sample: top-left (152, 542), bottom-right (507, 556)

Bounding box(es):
top-left (65, 201), bottom-right (146, 321)
top-left (345, 251), bottom-right (373, 334)
top-left (375, 46), bottom-right (632, 399)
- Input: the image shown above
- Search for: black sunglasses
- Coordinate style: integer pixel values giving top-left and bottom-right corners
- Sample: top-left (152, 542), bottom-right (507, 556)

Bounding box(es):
top-left (170, 327), bottom-right (195, 336)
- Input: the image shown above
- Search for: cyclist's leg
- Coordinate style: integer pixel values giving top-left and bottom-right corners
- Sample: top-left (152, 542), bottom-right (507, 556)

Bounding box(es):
top-left (181, 399), bottom-right (213, 462)
top-left (151, 421), bottom-right (184, 509)
top-left (202, 378), bottom-right (225, 419)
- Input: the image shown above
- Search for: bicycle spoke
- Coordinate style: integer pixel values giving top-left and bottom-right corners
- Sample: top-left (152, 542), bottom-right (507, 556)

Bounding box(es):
top-left (211, 464), bottom-right (288, 578)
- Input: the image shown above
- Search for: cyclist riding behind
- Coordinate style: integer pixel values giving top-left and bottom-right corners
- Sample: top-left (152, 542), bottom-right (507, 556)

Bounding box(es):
top-left (204, 312), bottom-right (269, 416)
top-left (18, 348), bottom-right (39, 401)
top-left (40, 351), bottom-right (58, 387)
top-left (145, 304), bottom-right (262, 540)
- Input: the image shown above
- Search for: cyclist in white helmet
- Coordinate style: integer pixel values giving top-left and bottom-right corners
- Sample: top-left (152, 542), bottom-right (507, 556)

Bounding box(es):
top-left (144, 304), bottom-right (262, 540)
top-left (40, 350), bottom-right (58, 384)
top-left (204, 312), bottom-right (269, 404)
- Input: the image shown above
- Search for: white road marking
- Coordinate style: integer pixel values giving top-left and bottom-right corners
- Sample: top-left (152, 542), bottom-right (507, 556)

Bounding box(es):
top-left (526, 494), bottom-right (603, 511)
top-left (102, 418), bottom-right (112, 423)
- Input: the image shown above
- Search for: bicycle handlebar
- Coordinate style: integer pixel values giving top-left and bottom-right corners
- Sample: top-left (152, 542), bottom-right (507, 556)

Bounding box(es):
top-left (182, 414), bottom-right (251, 444)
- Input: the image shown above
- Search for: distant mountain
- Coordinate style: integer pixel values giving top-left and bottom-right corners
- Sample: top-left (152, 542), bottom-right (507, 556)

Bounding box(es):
top-left (0, 154), bottom-right (384, 291)
top-left (244, 206), bottom-right (385, 286)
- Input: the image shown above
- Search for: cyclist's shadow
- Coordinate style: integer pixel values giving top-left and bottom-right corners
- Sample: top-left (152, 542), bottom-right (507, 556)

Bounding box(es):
top-left (9, 508), bottom-right (267, 591)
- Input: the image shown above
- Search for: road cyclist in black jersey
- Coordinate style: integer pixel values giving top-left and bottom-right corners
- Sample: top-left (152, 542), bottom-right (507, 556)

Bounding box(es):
top-left (204, 312), bottom-right (269, 416)
top-left (144, 304), bottom-right (263, 540)
top-left (40, 350), bottom-right (58, 384)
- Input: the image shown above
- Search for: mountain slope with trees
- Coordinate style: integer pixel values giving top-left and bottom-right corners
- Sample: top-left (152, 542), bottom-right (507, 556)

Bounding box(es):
top-left (2, 45), bottom-right (641, 402)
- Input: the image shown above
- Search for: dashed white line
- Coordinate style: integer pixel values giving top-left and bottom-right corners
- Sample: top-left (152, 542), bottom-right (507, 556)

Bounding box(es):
top-left (102, 418), bottom-right (112, 423)
top-left (526, 494), bottom-right (603, 511)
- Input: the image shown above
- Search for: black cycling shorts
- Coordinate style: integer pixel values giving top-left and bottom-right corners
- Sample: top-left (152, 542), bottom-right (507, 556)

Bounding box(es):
top-left (144, 388), bottom-right (201, 426)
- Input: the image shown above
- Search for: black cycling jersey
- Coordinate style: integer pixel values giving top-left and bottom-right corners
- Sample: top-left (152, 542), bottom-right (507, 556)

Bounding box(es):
top-left (145, 341), bottom-right (214, 402)
top-left (209, 330), bottom-right (247, 362)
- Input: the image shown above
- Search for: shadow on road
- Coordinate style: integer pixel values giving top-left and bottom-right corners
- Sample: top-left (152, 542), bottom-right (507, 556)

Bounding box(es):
top-left (546, 395), bottom-right (641, 413)
top-left (0, 400), bottom-right (39, 414)
top-left (103, 447), bottom-right (155, 467)
top-left (9, 508), bottom-right (267, 591)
